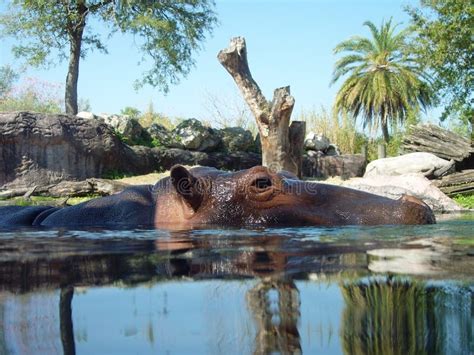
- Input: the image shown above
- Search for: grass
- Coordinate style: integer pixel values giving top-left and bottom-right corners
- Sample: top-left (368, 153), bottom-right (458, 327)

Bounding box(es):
top-left (453, 194), bottom-right (474, 209)
top-left (3, 195), bottom-right (98, 207)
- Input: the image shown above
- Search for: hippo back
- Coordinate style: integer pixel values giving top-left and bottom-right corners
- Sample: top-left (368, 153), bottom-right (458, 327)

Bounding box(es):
top-left (0, 206), bottom-right (58, 227)
top-left (41, 185), bottom-right (156, 228)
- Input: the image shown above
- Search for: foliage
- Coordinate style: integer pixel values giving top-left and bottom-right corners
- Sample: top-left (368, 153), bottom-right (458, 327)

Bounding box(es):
top-left (139, 101), bottom-right (176, 130)
top-left (341, 277), bottom-right (472, 354)
top-left (101, 170), bottom-right (129, 180)
top-left (406, 0), bottom-right (473, 128)
top-left (364, 134), bottom-right (404, 162)
top-left (0, 0), bottom-right (218, 113)
top-left (120, 106), bottom-right (141, 120)
top-left (298, 107), bottom-right (365, 154)
top-left (332, 18), bottom-right (434, 143)
top-left (453, 194), bottom-right (474, 209)
top-left (0, 64), bottom-right (19, 98)
top-left (0, 76), bottom-right (62, 113)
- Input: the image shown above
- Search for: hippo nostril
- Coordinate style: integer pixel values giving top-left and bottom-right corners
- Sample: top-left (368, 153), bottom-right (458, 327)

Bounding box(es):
top-left (252, 177), bottom-right (272, 190)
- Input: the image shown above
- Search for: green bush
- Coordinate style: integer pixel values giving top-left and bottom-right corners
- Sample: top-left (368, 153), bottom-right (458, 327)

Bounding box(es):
top-left (453, 194), bottom-right (474, 209)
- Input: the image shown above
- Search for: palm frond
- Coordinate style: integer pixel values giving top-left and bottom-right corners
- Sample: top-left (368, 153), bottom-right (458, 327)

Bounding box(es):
top-left (332, 18), bottom-right (434, 141)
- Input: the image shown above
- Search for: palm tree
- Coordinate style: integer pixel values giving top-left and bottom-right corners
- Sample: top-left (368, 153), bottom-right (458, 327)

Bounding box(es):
top-left (331, 19), bottom-right (433, 143)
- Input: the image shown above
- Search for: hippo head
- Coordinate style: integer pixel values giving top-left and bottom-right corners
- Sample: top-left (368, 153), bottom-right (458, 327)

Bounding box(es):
top-left (153, 165), bottom-right (435, 228)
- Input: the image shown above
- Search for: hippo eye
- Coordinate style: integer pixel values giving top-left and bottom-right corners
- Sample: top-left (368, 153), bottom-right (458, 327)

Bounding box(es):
top-left (252, 177), bottom-right (272, 190)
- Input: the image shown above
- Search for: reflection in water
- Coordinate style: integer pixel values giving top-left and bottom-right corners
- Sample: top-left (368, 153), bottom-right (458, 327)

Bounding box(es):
top-left (0, 222), bottom-right (473, 353)
top-left (60, 287), bottom-right (75, 355)
top-left (247, 279), bottom-right (301, 354)
top-left (341, 277), bottom-right (473, 355)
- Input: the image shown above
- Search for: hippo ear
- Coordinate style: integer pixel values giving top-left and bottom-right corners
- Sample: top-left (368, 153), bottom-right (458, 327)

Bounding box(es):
top-left (170, 165), bottom-right (203, 212)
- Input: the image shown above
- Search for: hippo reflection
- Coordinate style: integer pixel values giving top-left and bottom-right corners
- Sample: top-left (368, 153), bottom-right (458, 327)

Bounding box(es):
top-left (0, 165), bottom-right (435, 228)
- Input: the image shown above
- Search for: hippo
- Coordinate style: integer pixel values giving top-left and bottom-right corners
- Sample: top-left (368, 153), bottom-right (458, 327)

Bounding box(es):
top-left (0, 165), bottom-right (435, 229)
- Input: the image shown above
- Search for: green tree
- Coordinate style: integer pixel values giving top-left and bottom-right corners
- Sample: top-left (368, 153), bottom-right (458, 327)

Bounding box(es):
top-left (331, 19), bottom-right (433, 143)
top-left (120, 106), bottom-right (141, 120)
top-left (0, 0), bottom-right (217, 115)
top-left (0, 65), bottom-right (19, 98)
top-left (406, 0), bottom-right (473, 134)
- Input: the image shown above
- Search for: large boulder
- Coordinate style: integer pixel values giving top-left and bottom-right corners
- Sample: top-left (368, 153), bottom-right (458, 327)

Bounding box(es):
top-left (76, 111), bottom-right (98, 120)
top-left (172, 118), bottom-right (222, 152)
top-left (148, 123), bottom-right (184, 149)
top-left (0, 112), bottom-right (156, 187)
top-left (364, 152), bottom-right (455, 179)
top-left (218, 127), bottom-right (254, 152)
top-left (343, 174), bottom-right (462, 212)
top-left (98, 114), bottom-right (152, 146)
top-left (304, 132), bottom-right (331, 152)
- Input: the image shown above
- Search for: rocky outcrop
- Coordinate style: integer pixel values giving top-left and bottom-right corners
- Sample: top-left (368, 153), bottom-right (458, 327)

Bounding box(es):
top-left (303, 154), bottom-right (366, 179)
top-left (343, 174), bottom-right (462, 212)
top-left (78, 111), bottom-right (153, 146)
top-left (172, 118), bottom-right (222, 152)
top-left (219, 127), bottom-right (254, 152)
top-left (148, 123), bottom-right (184, 148)
top-left (99, 114), bottom-right (152, 146)
top-left (147, 147), bottom-right (261, 172)
top-left (403, 124), bottom-right (473, 168)
top-left (364, 152), bottom-right (455, 179)
top-left (0, 112), bottom-right (262, 188)
top-left (304, 132), bottom-right (330, 151)
top-left (0, 112), bottom-right (155, 187)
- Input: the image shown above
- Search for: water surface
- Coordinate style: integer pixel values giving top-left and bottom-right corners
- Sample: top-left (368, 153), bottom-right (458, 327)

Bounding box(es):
top-left (0, 213), bottom-right (473, 354)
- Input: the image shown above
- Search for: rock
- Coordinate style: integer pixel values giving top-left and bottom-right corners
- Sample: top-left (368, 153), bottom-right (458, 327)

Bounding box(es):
top-left (403, 124), bottom-right (474, 167)
top-left (304, 132), bottom-right (330, 151)
top-left (303, 154), bottom-right (366, 179)
top-left (172, 118), bottom-right (222, 152)
top-left (343, 174), bottom-right (462, 212)
top-left (326, 144), bottom-right (340, 156)
top-left (432, 169), bottom-right (474, 196)
top-left (148, 123), bottom-right (184, 148)
top-left (0, 112), bottom-right (158, 187)
top-left (76, 111), bottom-right (98, 120)
top-left (364, 152), bottom-right (455, 179)
top-left (253, 133), bottom-right (262, 153)
top-left (150, 148), bottom-right (261, 172)
top-left (218, 127), bottom-right (254, 152)
top-left (99, 114), bottom-right (152, 146)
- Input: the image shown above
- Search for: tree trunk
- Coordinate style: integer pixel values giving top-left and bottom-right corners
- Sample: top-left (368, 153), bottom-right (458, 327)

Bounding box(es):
top-left (218, 37), bottom-right (305, 176)
top-left (65, 4), bottom-right (86, 115)
top-left (65, 36), bottom-right (82, 115)
top-left (381, 121), bottom-right (390, 143)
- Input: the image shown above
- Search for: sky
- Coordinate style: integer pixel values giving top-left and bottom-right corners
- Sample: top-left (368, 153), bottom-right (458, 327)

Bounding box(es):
top-left (1, 0), bottom-right (434, 125)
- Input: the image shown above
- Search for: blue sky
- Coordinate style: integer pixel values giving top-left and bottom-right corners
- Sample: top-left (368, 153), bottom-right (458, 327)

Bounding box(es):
top-left (1, 0), bottom-right (432, 124)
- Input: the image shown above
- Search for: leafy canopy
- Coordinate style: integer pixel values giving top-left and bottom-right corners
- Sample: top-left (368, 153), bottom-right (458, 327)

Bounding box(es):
top-left (406, 0), bottom-right (473, 125)
top-left (0, 0), bottom-right (218, 92)
top-left (331, 19), bottom-right (433, 142)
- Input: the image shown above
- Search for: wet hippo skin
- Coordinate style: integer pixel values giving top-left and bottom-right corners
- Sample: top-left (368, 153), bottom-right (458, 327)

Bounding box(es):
top-left (0, 165), bottom-right (435, 228)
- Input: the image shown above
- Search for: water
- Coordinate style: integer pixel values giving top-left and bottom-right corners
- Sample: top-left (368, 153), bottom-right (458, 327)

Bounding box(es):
top-left (0, 213), bottom-right (473, 354)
